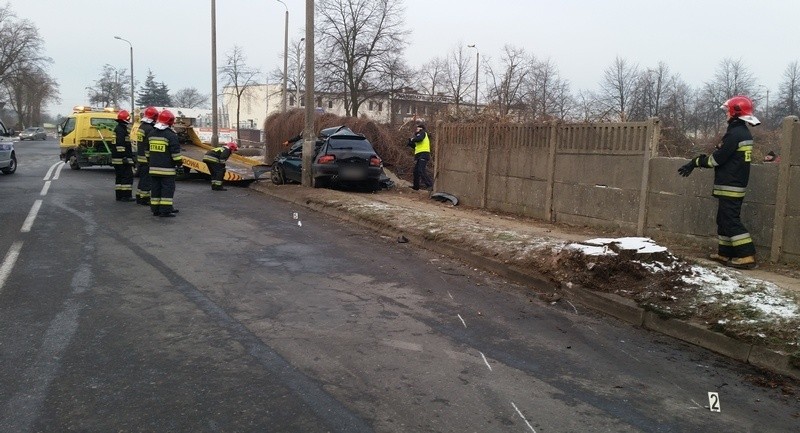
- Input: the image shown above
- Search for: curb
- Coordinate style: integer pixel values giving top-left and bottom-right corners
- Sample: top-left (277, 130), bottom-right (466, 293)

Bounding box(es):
top-left (249, 183), bottom-right (800, 381)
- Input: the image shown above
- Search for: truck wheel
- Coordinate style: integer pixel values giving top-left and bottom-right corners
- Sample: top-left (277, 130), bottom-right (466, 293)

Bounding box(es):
top-left (69, 155), bottom-right (80, 170)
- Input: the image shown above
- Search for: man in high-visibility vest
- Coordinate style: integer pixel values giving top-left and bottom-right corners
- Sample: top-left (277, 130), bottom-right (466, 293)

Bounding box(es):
top-left (407, 122), bottom-right (433, 191)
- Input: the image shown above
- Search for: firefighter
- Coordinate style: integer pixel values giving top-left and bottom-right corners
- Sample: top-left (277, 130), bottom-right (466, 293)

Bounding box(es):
top-left (407, 122), bottom-right (433, 191)
top-left (148, 110), bottom-right (183, 217)
top-left (678, 95), bottom-right (760, 269)
top-left (112, 110), bottom-right (135, 202)
top-left (135, 106), bottom-right (159, 205)
top-left (203, 141), bottom-right (239, 191)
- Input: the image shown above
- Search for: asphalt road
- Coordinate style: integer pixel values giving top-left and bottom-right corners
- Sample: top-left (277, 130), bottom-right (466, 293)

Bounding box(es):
top-left (1, 137), bottom-right (798, 432)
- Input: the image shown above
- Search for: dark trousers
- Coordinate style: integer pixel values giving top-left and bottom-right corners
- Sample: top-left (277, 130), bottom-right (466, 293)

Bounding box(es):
top-left (150, 175), bottom-right (176, 216)
top-left (716, 196), bottom-right (756, 258)
top-left (113, 163), bottom-right (134, 199)
top-left (136, 162), bottom-right (151, 201)
top-left (206, 162), bottom-right (226, 188)
top-left (413, 152), bottom-right (433, 189)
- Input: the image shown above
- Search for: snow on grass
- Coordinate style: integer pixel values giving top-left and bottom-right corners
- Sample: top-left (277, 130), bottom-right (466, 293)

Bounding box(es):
top-left (682, 265), bottom-right (800, 320)
top-left (566, 237), bottom-right (668, 255)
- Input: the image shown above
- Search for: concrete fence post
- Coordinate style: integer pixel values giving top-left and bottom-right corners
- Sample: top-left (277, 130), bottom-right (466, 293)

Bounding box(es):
top-left (770, 116), bottom-right (799, 263)
top-left (637, 117), bottom-right (660, 236)
top-left (480, 125), bottom-right (491, 208)
top-left (545, 122), bottom-right (558, 222)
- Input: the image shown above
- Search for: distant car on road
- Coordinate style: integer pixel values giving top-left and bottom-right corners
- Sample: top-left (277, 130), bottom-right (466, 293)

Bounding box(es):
top-left (270, 126), bottom-right (383, 189)
top-left (19, 126), bottom-right (47, 141)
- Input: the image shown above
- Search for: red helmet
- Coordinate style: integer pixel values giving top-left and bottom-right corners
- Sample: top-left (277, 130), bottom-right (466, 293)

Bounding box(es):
top-left (143, 106), bottom-right (159, 121)
top-left (117, 110), bottom-right (131, 122)
top-left (157, 110), bottom-right (175, 126)
top-left (226, 142), bottom-right (239, 152)
top-left (721, 95), bottom-right (760, 125)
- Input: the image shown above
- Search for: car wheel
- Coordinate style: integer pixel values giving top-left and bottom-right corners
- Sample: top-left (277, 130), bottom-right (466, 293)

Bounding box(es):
top-left (270, 164), bottom-right (285, 185)
top-left (1, 153), bottom-right (16, 174)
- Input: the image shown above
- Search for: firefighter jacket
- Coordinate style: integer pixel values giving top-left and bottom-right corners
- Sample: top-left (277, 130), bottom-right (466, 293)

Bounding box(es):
top-left (203, 146), bottom-right (232, 164)
top-left (136, 120), bottom-right (155, 164)
top-left (408, 130), bottom-right (431, 155)
top-left (112, 120), bottom-right (133, 165)
top-left (148, 126), bottom-right (183, 176)
top-left (693, 118), bottom-right (753, 199)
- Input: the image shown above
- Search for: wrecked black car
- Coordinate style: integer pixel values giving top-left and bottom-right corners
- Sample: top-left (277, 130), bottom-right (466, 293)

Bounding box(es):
top-left (270, 126), bottom-right (389, 190)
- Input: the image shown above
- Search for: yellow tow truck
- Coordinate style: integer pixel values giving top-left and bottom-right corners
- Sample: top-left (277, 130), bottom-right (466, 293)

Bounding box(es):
top-left (61, 106), bottom-right (268, 182)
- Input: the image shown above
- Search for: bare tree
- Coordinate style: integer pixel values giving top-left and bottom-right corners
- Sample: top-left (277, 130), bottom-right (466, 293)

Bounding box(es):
top-left (695, 58), bottom-right (758, 134)
top-left (88, 64), bottom-right (129, 108)
top-left (444, 43), bottom-right (474, 114)
top-left (0, 5), bottom-right (47, 86)
top-left (172, 87), bottom-right (209, 109)
top-left (220, 45), bottom-right (260, 141)
top-left (4, 64), bottom-right (59, 128)
top-left (599, 56), bottom-right (639, 121)
top-left (524, 57), bottom-right (571, 121)
top-left (419, 57), bottom-right (446, 96)
top-left (774, 61), bottom-right (800, 120)
top-left (485, 45), bottom-right (530, 119)
top-left (316, 0), bottom-right (408, 117)
top-left (374, 55), bottom-right (413, 125)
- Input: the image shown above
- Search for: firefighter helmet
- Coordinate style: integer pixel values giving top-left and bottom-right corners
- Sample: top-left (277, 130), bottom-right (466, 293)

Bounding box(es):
top-left (117, 110), bottom-right (131, 122)
top-left (721, 95), bottom-right (760, 125)
top-left (143, 106), bottom-right (159, 121)
top-left (157, 110), bottom-right (175, 127)
top-left (226, 142), bottom-right (239, 152)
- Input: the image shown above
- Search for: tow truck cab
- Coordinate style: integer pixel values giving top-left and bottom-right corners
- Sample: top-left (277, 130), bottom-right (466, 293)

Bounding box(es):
top-left (59, 106), bottom-right (120, 170)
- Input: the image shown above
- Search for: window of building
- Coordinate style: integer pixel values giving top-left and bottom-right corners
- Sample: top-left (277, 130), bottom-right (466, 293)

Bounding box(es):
top-left (328, 100), bottom-right (333, 109)
top-left (369, 101), bottom-right (374, 111)
top-left (377, 102), bottom-right (383, 112)
top-left (289, 96), bottom-right (295, 106)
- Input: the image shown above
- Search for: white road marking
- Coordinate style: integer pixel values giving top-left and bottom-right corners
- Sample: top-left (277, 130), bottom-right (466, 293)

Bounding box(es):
top-left (0, 241), bottom-right (23, 292)
top-left (381, 339), bottom-right (423, 352)
top-left (511, 402), bottom-right (537, 433)
top-left (20, 200), bottom-right (43, 233)
top-left (479, 351), bottom-right (493, 371)
top-left (40, 181), bottom-right (51, 196)
top-left (447, 291), bottom-right (453, 299)
top-left (457, 313), bottom-right (467, 328)
top-left (43, 162), bottom-right (61, 181)
top-left (53, 161), bottom-right (65, 180)
top-left (566, 300), bottom-right (578, 314)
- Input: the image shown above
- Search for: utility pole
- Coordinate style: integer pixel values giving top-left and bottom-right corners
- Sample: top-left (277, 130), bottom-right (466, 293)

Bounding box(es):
top-left (211, 0), bottom-right (219, 146)
top-left (277, 0), bottom-right (289, 112)
top-left (302, 0), bottom-right (315, 187)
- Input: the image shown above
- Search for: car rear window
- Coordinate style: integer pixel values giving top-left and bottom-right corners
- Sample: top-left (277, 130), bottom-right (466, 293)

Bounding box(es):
top-left (327, 137), bottom-right (374, 151)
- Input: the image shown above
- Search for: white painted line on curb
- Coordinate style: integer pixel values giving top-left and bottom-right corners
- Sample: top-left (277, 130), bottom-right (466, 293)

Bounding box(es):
top-left (457, 314), bottom-right (467, 328)
top-left (479, 351), bottom-right (493, 371)
top-left (511, 402), bottom-right (537, 433)
top-left (40, 181), bottom-right (51, 196)
top-left (0, 241), bottom-right (23, 292)
top-left (53, 162), bottom-right (65, 180)
top-left (21, 200), bottom-right (42, 233)
top-left (43, 162), bottom-right (60, 181)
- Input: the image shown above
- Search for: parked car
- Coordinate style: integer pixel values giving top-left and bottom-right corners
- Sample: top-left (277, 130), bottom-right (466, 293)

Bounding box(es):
top-left (0, 142), bottom-right (16, 174)
top-left (271, 126), bottom-right (384, 189)
top-left (19, 126), bottom-right (47, 141)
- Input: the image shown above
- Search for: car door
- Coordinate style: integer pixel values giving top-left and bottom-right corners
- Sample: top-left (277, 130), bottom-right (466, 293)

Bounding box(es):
top-left (0, 120), bottom-right (13, 143)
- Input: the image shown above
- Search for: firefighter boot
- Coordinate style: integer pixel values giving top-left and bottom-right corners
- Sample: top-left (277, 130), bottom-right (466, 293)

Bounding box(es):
top-left (709, 253), bottom-right (730, 264)
top-left (726, 256), bottom-right (757, 270)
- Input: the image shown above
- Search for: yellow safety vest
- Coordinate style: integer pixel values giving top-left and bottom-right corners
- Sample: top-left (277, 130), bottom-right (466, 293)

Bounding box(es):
top-left (414, 132), bottom-right (431, 155)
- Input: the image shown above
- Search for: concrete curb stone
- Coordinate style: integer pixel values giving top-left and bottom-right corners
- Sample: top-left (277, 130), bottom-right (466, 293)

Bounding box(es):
top-left (249, 183), bottom-right (800, 380)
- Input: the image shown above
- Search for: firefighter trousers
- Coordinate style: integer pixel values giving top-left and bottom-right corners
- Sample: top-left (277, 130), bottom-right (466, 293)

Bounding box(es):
top-left (113, 163), bottom-right (134, 200)
top-left (716, 196), bottom-right (756, 258)
top-left (150, 175), bottom-right (176, 216)
top-left (205, 161), bottom-right (226, 188)
top-left (136, 162), bottom-right (152, 203)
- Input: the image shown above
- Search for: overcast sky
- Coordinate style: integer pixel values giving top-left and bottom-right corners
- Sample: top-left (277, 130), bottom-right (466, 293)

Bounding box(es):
top-left (10, 0), bottom-right (800, 117)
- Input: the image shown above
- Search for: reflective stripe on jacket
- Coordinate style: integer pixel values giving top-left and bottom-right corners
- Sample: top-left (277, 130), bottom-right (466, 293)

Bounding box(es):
top-left (694, 118), bottom-right (752, 199)
top-left (148, 128), bottom-right (182, 176)
top-left (203, 146), bottom-right (232, 164)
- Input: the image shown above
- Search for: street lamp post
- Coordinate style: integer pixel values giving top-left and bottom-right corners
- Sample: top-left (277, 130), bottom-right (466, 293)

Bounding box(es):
top-left (295, 38), bottom-right (305, 108)
top-left (277, 0), bottom-right (289, 112)
top-left (114, 36), bottom-right (134, 116)
top-left (468, 44), bottom-right (479, 114)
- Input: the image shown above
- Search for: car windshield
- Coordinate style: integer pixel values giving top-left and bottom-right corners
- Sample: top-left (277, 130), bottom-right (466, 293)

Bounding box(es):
top-left (328, 137), bottom-right (374, 151)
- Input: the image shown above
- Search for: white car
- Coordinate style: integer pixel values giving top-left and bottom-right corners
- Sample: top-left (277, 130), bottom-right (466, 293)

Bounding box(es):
top-left (0, 120), bottom-right (17, 174)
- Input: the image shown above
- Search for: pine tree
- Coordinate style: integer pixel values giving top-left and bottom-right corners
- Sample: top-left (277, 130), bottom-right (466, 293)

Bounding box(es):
top-left (136, 69), bottom-right (172, 106)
